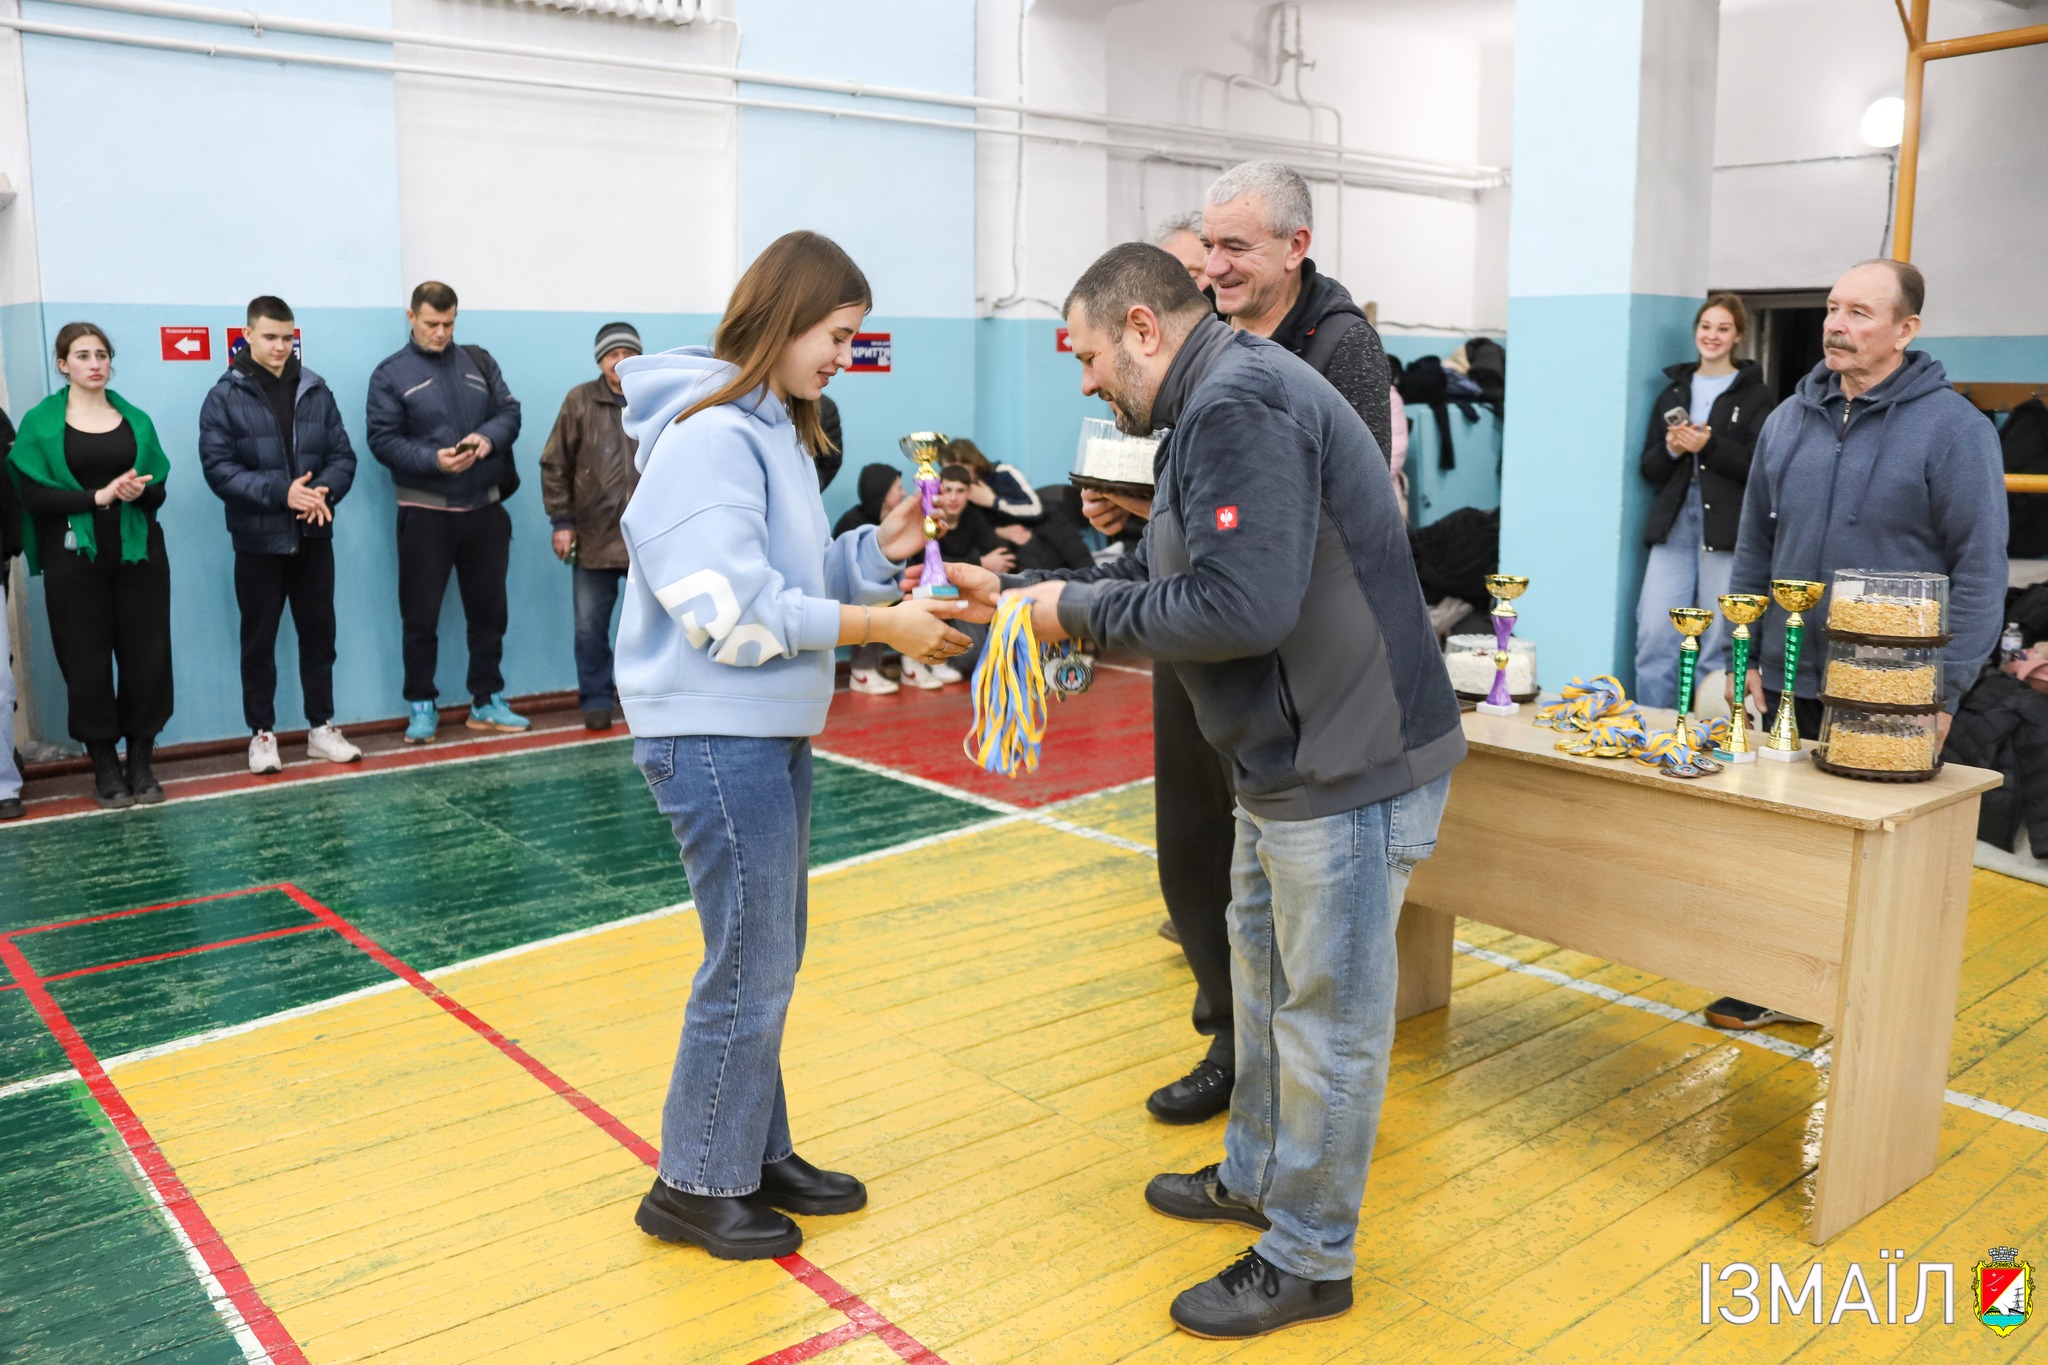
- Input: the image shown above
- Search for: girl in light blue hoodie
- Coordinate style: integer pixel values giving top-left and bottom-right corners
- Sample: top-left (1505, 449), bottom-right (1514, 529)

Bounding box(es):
top-left (616, 232), bottom-right (977, 1261)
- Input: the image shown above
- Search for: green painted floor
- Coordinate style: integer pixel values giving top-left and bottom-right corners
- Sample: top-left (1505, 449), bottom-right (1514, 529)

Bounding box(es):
top-left (0, 740), bottom-right (990, 1363)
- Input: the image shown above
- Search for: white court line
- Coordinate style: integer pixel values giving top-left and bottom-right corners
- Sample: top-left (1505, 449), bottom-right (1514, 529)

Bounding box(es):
top-left (120, 1150), bottom-right (273, 1364)
top-left (1, 726), bottom-right (622, 830)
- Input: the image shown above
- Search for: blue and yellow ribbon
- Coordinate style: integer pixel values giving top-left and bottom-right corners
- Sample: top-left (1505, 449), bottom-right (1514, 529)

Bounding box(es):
top-left (965, 595), bottom-right (1052, 777)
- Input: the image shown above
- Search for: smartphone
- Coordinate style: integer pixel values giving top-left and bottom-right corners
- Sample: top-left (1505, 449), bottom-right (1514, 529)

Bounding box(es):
top-left (1663, 407), bottom-right (1690, 428)
top-left (455, 437), bottom-right (482, 456)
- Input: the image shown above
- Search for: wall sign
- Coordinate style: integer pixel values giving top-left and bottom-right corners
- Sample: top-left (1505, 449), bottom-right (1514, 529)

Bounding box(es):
top-left (227, 327), bottom-right (303, 360)
top-left (159, 326), bottom-right (211, 361)
top-left (849, 333), bottom-right (892, 372)
top-left (1055, 327), bottom-right (1073, 353)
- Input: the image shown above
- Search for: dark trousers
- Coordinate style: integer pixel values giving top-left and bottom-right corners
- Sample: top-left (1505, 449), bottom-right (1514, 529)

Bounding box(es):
top-left (397, 503), bottom-right (511, 704)
top-left (236, 541), bottom-right (337, 732)
top-left (1154, 662), bottom-right (1239, 1067)
top-left (572, 566), bottom-right (625, 712)
top-left (42, 525), bottom-right (174, 743)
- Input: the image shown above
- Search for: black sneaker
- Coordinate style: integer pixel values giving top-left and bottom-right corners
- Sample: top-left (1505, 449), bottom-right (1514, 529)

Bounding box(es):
top-left (0, 796), bottom-right (20, 821)
top-left (634, 1177), bottom-right (801, 1260)
top-left (1703, 996), bottom-right (1805, 1031)
top-left (583, 708), bottom-right (614, 732)
top-left (1170, 1247), bottom-right (1352, 1339)
top-left (1147, 1058), bottom-right (1233, 1124)
top-left (1144, 1164), bottom-right (1270, 1230)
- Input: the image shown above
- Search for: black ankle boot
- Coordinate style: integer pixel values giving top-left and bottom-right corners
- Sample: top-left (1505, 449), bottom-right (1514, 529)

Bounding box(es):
top-left (755, 1152), bottom-right (866, 1215)
top-left (125, 737), bottom-right (164, 805)
top-left (635, 1177), bottom-right (802, 1260)
top-left (87, 741), bottom-right (132, 810)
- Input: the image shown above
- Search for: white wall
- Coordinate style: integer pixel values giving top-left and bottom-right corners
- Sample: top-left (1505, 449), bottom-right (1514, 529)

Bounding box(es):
top-left (1712, 0), bottom-right (2048, 342)
top-left (391, 0), bottom-right (739, 315)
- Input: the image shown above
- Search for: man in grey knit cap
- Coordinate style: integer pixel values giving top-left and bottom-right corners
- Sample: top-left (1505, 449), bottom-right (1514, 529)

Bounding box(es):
top-left (541, 320), bottom-right (643, 730)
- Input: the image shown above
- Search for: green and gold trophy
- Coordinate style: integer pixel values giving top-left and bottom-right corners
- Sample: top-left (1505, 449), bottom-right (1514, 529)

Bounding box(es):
top-left (1715, 594), bottom-right (1769, 763)
top-left (1669, 607), bottom-right (1717, 769)
top-left (1760, 579), bottom-right (1827, 762)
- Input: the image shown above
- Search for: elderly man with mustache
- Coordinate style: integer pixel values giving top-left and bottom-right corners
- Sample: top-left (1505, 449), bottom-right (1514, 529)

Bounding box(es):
top-left (1711, 257), bottom-right (2006, 1032)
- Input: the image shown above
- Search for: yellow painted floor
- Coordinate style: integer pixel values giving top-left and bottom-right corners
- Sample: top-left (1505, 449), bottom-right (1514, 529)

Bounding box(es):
top-left (110, 783), bottom-right (2048, 1362)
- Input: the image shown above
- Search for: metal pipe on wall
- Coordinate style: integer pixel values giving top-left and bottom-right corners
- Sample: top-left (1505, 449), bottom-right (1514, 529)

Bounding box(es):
top-left (1890, 0), bottom-right (2048, 262)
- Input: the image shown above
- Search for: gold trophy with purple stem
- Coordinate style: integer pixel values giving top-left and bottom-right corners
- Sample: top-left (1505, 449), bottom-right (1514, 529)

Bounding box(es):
top-left (1475, 574), bottom-right (1529, 716)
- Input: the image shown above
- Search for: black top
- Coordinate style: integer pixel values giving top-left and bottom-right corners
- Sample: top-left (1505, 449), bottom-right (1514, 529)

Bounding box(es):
top-left (235, 350), bottom-right (301, 459)
top-left (0, 406), bottom-right (19, 564)
top-left (18, 420), bottom-right (166, 556)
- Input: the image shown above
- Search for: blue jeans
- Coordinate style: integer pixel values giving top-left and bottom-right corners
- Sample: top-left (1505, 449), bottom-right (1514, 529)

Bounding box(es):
top-left (1219, 773), bottom-right (1451, 1281)
top-left (636, 734), bottom-right (811, 1196)
top-left (1634, 485), bottom-right (1733, 707)
top-left (574, 566), bottom-right (626, 712)
top-left (0, 581), bottom-right (20, 801)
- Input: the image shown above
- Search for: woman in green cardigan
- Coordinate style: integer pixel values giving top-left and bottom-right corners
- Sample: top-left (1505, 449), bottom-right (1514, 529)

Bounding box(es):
top-left (9, 323), bottom-right (175, 807)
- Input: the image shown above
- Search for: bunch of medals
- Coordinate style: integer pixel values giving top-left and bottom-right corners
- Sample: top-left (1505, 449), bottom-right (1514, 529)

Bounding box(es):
top-left (1532, 675), bottom-right (1731, 780)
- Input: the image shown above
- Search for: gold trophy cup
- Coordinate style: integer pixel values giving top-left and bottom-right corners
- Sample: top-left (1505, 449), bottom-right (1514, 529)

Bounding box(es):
top-left (1716, 594), bottom-right (1770, 763)
top-left (1760, 579), bottom-right (1828, 761)
top-left (1476, 574), bottom-right (1531, 715)
top-left (1668, 607), bottom-right (1717, 765)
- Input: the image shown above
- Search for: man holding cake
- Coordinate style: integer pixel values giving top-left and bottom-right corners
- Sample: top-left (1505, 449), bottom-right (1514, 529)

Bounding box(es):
top-left (932, 241), bottom-right (1461, 1340)
top-left (1713, 257), bottom-right (2005, 1031)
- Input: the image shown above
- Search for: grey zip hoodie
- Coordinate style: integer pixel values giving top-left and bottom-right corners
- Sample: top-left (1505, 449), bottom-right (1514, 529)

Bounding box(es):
top-left (1728, 350), bottom-right (2006, 709)
top-left (1056, 317), bottom-right (1464, 819)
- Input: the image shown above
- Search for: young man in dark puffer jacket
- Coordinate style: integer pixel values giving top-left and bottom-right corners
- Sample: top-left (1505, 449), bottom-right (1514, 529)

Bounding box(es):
top-left (199, 296), bottom-right (360, 775)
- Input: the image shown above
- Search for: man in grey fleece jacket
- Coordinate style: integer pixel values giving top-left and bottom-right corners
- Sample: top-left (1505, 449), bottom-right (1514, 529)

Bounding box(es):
top-left (1713, 258), bottom-right (2005, 1033)
top-left (944, 243), bottom-right (1463, 1341)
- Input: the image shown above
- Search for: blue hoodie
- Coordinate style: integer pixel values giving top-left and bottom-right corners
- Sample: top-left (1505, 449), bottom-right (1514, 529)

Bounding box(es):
top-left (1728, 350), bottom-right (2006, 709)
top-left (613, 348), bottom-right (903, 738)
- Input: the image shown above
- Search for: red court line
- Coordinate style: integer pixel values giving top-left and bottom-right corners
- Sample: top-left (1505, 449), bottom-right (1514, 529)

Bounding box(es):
top-left (744, 1320), bottom-right (871, 1365)
top-left (13, 726), bottom-right (616, 823)
top-left (9, 884), bottom-right (280, 937)
top-left (0, 934), bottom-right (308, 1363)
top-left (272, 884), bottom-right (947, 1365)
top-left (38, 924), bottom-right (327, 984)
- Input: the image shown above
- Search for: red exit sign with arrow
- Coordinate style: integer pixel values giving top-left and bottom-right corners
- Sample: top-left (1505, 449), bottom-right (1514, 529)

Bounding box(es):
top-left (160, 326), bottom-right (211, 361)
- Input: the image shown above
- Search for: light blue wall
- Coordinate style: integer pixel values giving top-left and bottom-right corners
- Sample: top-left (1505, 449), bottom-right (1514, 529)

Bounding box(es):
top-left (1918, 336), bottom-right (2048, 384)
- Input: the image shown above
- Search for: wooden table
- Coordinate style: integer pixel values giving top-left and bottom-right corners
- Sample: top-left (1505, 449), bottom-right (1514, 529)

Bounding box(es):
top-left (1399, 709), bottom-right (2000, 1244)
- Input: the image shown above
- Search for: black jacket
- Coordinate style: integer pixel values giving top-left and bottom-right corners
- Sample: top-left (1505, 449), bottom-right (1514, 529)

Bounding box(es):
top-left (1639, 360), bottom-right (1773, 551)
top-left (1056, 316), bottom-right (1463, 819)
top-left (832, 462), bottom-right (898, 538)
top-left (366, 339), bottom-right (522, 510)
top-left (1267, 258), bottom-right (1392, 462)
top-left (0, 407), bottom-right (19, 565)
top-left (198, 356), bottom-right (358, 555)
top-left (2002, 398), bottom-right (2048, 557)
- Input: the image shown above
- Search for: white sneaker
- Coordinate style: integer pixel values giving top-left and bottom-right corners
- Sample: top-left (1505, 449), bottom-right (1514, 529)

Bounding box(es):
top-left (848, 668), bottom-right (899, 695)
top-left (306, 725), bottom-right (363, 764)
top-left (248, 731), bottom-right (283, 775)
top-left (899, 658), bottom-right (946, 690)
top-left (926, 661), bottom-right (965, 684)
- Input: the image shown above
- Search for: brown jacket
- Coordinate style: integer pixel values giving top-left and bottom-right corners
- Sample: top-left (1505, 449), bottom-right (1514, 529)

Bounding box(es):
top-left (540, 377), bottom-right (638, 570)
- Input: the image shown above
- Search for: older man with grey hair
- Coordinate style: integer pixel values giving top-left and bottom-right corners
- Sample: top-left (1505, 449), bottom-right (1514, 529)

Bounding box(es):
top-left (1152, 210), bottom-right (1209, 287)
top-left (1117, 160), bottom-right (1399, 1134)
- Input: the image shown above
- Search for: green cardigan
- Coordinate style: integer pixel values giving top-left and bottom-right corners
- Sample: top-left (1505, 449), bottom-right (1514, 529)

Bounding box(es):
top-left (6, 389), bottom-right (171, 574)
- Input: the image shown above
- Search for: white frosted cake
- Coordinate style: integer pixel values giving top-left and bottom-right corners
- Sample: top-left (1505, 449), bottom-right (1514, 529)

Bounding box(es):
top-left (1444, 634), bottom-right (1537, 699)
top-left (1080, 434), bottom-right (1157, 485)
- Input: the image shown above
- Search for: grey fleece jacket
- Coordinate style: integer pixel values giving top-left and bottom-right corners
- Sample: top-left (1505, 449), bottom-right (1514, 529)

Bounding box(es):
top-left (1054, 316), bottom-right (1464, 819)
top-left (1728, 350), bottom-right (2006, 710)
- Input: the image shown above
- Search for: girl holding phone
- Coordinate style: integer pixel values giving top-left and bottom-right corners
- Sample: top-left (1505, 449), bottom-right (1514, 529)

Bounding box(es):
top-left (613, 231), bottom-right (979, 1260)
top-left (1632, 293), bottom-right (1776, 707)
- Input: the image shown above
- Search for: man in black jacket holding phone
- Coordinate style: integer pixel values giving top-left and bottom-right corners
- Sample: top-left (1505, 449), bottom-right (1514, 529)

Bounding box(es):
top-left (368, 280), bottom-right (526, 744)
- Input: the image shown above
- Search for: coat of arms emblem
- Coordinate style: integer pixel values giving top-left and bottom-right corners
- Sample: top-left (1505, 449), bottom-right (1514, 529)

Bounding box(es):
top-left (1974, 1246), bottom-right (2032, 1336)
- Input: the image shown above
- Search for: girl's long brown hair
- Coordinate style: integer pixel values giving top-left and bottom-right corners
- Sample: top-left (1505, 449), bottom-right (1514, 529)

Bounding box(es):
top-left (681, 231), bottom-right (871, 458)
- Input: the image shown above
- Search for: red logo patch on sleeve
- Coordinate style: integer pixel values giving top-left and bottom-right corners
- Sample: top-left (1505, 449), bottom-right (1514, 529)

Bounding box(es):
top-left (1215, 505), bottom-right (1240, 531)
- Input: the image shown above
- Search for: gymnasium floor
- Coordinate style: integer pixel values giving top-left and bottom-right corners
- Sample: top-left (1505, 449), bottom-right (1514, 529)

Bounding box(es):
top-left (2, 669), bottom-right (2044, 1363)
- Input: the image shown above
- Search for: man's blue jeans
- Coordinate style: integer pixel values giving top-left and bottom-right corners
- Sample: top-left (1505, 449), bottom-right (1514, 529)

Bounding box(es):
top-left (574, 566), bottom-right (626, 713)
top-left (635, 734), bottom-right (811, 1196)
top-left (1634, 486), bottom-right (1733, 707)
top-left (1219, 773), bottom-right (1451, 1282)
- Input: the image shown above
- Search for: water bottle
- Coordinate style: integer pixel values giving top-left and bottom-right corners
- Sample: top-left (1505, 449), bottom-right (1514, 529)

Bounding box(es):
top-left (2001, 621), bottom-right (2024, 664)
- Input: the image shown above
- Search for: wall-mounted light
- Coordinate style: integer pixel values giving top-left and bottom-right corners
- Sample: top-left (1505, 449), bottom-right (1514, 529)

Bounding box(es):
top-left (1861, 96), bottom-right (1906, 149)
